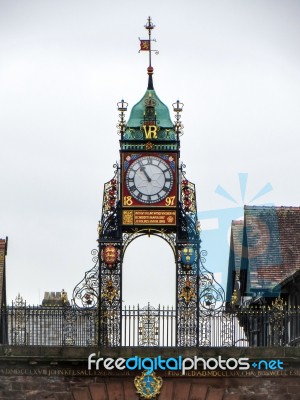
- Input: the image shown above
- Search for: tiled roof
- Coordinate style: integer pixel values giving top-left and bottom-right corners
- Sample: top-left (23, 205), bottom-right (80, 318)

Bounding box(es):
top-left (231, 220), bottom-right (244, 277)
top-left (226, 220), bottom-right (243, 302)
top-left (240, 206), bottom-right (300, 295)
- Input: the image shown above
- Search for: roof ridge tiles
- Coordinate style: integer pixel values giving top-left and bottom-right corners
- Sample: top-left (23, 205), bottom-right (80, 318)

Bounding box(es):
top-left (232, 220), bottom-right (244, 225)
top-left (244, 205), bottom-right (300, 210)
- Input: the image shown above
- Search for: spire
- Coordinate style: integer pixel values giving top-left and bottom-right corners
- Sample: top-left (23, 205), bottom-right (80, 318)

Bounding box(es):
top-left (139, 17), bottom-right (159, 90)
top-left (123, 18), bottom-right (176, 142)
top-left (147, 67), bottom-right (154, 90)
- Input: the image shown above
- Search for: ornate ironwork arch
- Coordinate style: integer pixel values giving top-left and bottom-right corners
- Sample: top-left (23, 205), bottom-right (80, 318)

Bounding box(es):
top-left (122, 229), bottom-right (176, 258)
top-left (72, 165), bottom-right (226, 347)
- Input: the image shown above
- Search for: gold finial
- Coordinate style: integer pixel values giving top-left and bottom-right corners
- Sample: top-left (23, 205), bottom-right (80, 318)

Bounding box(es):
top-left (61, 289), bottom-right (68, 304)
top-left (272, 296), bottom-right (284, 311)
top-left (231, 289), bottom-right (238, 305)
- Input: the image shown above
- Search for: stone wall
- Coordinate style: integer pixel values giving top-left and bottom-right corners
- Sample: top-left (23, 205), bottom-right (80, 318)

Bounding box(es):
top-left (0, 346), bottom-right (299, 400)
top-left (1, 375), bottom-right (300, 400)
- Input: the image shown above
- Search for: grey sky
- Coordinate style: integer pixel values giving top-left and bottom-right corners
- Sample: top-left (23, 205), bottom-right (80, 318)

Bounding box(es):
top-left (0, 0), bottom-right (299, 306)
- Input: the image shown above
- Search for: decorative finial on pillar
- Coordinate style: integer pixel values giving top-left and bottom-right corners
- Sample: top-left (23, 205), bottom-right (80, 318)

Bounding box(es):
top-left (173, 100), bottom-right (184, 137)
top-left (139, 17), bottom-right (159, 90)
top-left (117, 99), bottom-right (128, 137)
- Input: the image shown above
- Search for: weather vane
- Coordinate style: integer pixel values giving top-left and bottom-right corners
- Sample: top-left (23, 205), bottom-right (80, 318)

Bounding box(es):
top-left (139, 17), bottom-right (159, 70)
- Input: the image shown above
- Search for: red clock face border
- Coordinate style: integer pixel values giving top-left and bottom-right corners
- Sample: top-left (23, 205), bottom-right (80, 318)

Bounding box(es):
top-left (122, 152), bottom-right (177, 208)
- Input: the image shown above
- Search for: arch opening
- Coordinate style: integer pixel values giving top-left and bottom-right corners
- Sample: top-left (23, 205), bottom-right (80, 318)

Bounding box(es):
top-left (122, 235), bottom-right (176, 308)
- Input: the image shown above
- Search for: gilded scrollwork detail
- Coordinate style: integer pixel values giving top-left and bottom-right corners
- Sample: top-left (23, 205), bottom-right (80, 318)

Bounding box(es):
top-left (179, 276), bottom-right (197, 303)
top-left (102, 277), bottom-right (119, 304)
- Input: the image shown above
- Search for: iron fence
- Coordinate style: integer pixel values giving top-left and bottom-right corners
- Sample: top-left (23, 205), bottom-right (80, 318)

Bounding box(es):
top-left (3, 304), bottom-right (97, 346)
top-left (121, 305), bottom-right (176, 347)
top-left (1, 303), bottom-right (300, 347)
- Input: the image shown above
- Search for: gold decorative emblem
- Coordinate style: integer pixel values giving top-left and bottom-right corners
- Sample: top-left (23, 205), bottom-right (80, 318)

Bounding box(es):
top-left (231, 289), bottom-right (238, 305)
top-left (134, 371), bottom-right (163, 399)
top-left (102, 278), bottom-right (118, 303)
top-left (179, 277), bottom-right (197, 303)
top-left (167, 215), bottom-right (174, 223)
top-left (123, 210), bottom-right (134, 225)
top-left (103, 245), bottom-right (117, 265)
top-left (272, 296), bottom-right (284, 311)
top-left (60, 289), bottom-right (68, 304)
top-left (145, 141), bottom-right (153, 150)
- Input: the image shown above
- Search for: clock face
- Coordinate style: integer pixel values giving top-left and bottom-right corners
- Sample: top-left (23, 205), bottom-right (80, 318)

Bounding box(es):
top-left (125, 156), bottom-right (174, 204)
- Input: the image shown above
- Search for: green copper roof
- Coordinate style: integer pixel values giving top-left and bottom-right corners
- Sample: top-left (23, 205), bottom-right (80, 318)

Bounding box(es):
top-left (122, 72), bottom-right (177, 143)
top-left (127, 89), bottom-right (173, 128)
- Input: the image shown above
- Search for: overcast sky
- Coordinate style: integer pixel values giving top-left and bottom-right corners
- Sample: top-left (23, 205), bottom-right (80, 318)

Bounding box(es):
top-left (1, 0), bottom-right (299, 306)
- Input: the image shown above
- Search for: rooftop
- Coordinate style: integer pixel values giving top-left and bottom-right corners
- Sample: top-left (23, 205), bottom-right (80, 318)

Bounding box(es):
top-left (239, 206), bottom-right (300, 296)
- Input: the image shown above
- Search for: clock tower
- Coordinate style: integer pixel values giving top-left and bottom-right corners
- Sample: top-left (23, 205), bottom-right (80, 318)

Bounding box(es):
top-left (121, 73), bottom-right (178, 226)
top-left (73, 18), bottom-right (224, 347)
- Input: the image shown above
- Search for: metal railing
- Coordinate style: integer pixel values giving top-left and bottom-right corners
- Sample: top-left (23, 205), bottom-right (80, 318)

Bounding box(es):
top-left (122, 305), bottom-right (176, 347)
top-left (3, 304), bottom-right (97, 346)
top-left (1, 302), bottom-right (300, 347)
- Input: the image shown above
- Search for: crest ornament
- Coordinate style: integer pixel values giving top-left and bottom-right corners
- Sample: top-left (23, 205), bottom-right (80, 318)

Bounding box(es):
top-left (102, 245), bottom-right (118, 266)
top-left (134, 370), bottom-right (163, 399)
top-left (180, 246), bottom-right (195, 267)
top-left (101, 244), bottom-right (119, 268)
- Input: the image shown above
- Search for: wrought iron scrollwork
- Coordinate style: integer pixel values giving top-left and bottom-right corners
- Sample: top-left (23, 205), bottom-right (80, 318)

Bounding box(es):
top-left (178, 204), bottom-right (199, 241)
top-left (177, 303), bottom-right (198, 346)
top-left (138, 304), bottom-right (159, 346)
top-left (220, 311), bottom-right (236, 347)
top-left (62, 303), bottom-right (77, 345)
top-left (100, 306), bottom-right (121, 347)
top-left (178, 164), bottom-right (199, 242)
top-left (72, 249), bottom-right (99, 308)
top-left (100, 205), bottom-right (122, 239)
top-left (177, 243), bottom-right (199, 346)
top-left (199, 250), bottom-right (225, 313)
top-left (98, 237), bottom-right (122, 346)
top-left (198, 248), bottom-right (226, 346)
top-left (98, 166), bottom-right (122, 240)
top-left (176, 166), bottom-right (200, 346)
top-left (269, 297), bottom-right (286, 345)
top-left (123, 228), bottom-right (176, 257)
top-left (11, 294), bottom-right (27, 345)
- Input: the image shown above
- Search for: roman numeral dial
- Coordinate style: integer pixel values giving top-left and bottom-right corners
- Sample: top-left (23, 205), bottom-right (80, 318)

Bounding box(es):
top-left (125, 156), bottom-right (174, 204)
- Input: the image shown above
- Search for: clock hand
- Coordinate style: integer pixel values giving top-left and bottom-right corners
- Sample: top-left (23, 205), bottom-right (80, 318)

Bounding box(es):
top-left (140, 166), bottom-right (152, 182)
